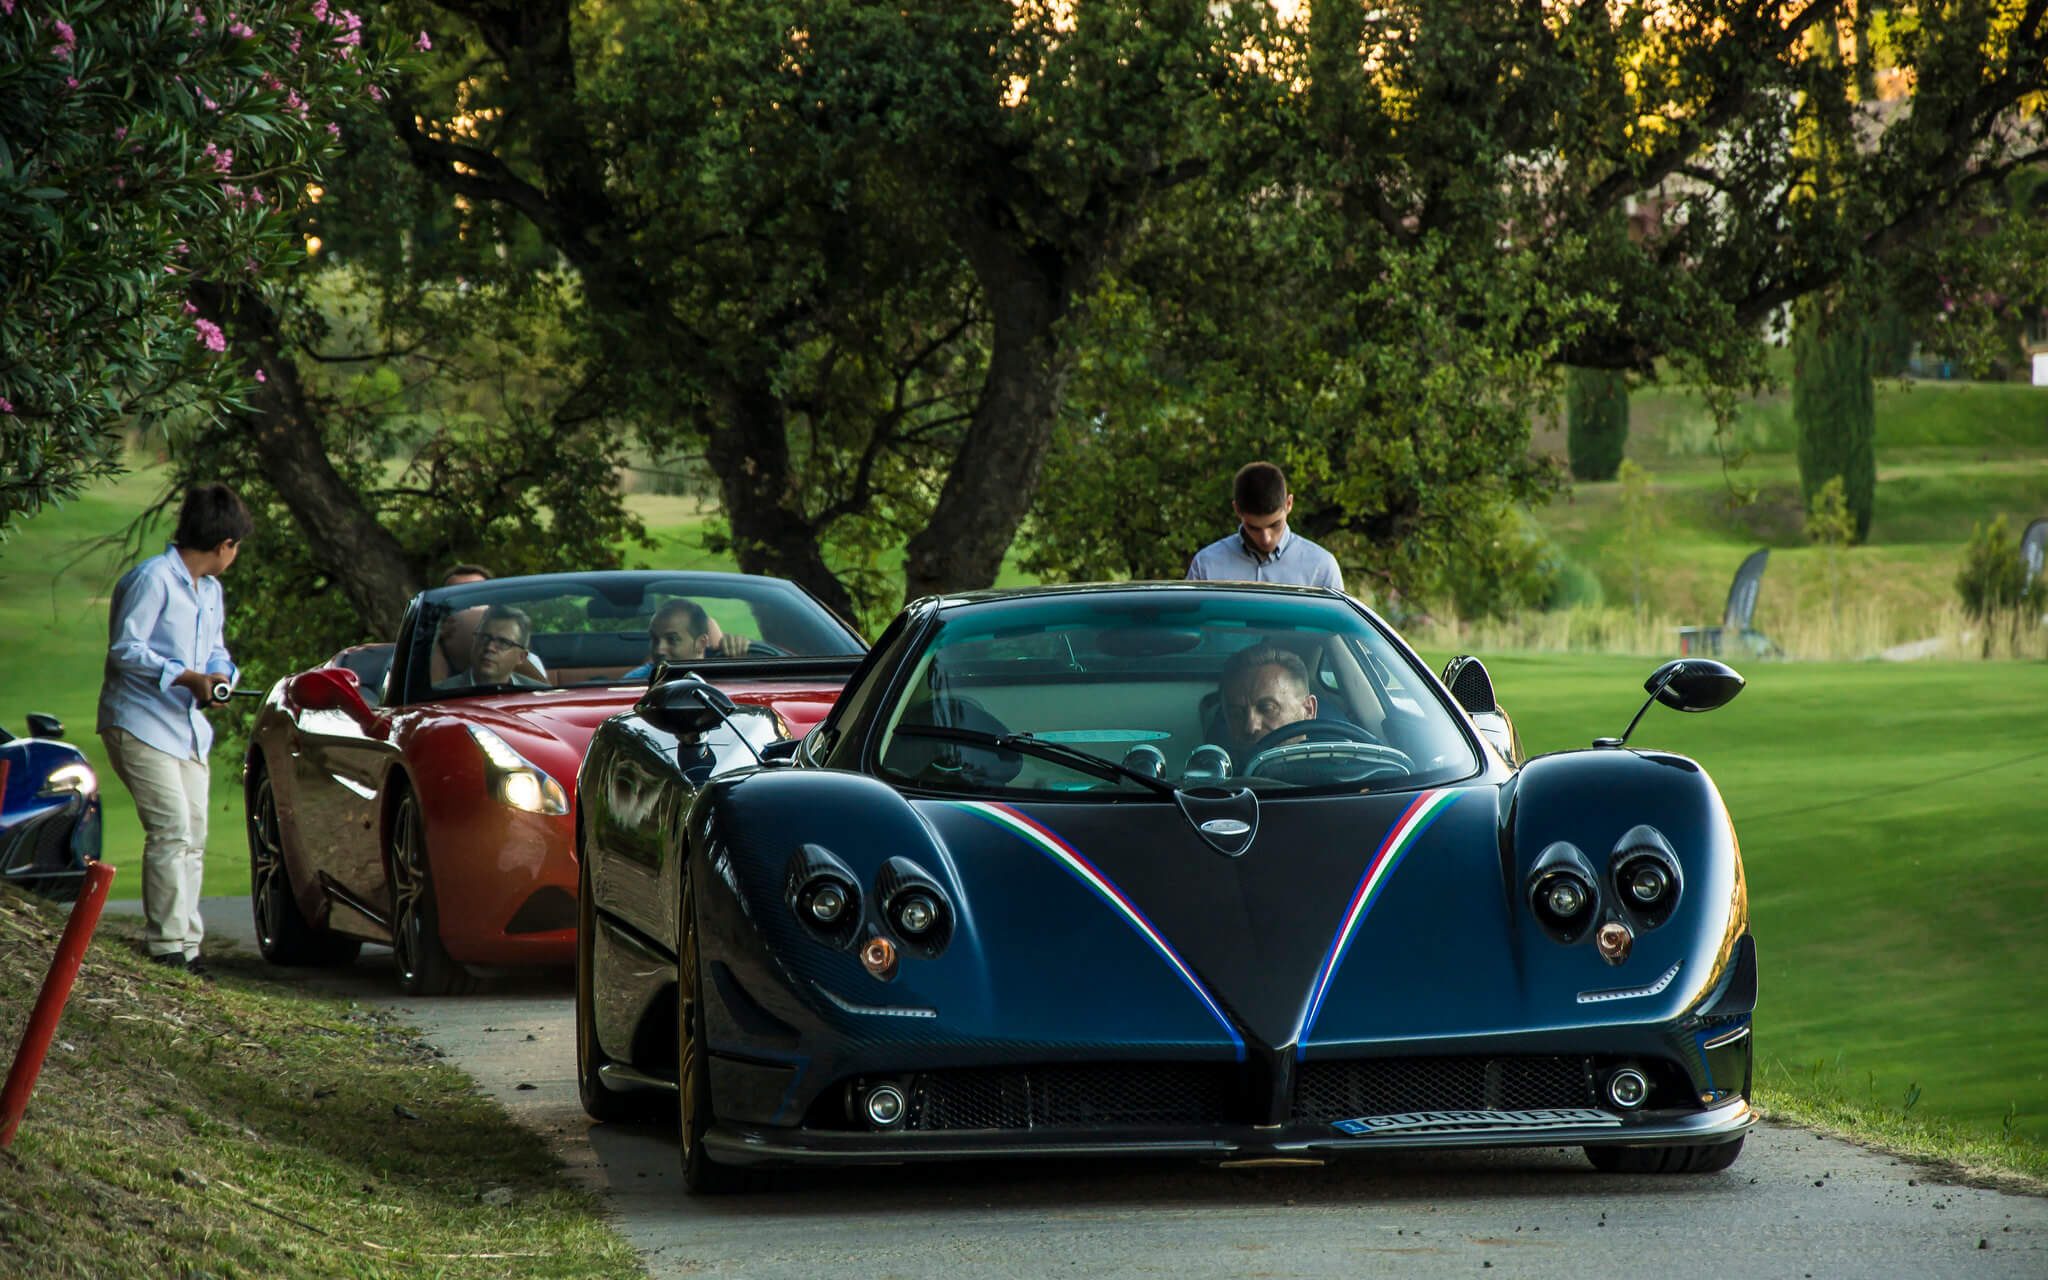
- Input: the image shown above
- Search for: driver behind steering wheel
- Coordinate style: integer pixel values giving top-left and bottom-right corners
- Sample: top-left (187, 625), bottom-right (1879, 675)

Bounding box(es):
top-left (1216, 644), bottom-right (1319, 767)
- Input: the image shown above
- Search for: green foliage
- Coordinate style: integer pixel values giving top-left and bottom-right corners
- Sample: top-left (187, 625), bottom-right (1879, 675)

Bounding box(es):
top-left (1955, 515), bottom-right (2047, 661)
top-left (1566, 367), bottom-right (1630, 481)
top-left (1805, 474), bottom-right (1856, 629)
top-left (0, 1), bottom-right (406, 531)
top-left (1793, 295), bottom-right (1877, 543)
top-left (1615, 459), bottom-right (1663, 615)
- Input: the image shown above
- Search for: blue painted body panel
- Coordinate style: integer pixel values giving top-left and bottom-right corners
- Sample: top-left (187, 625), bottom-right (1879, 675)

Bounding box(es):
top-left (0, 735), bottom-right (102, 900)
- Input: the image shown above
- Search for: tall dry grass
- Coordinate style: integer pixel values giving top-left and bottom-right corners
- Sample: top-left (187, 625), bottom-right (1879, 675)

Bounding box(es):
top-left (1403, 603), bottom-right (2048, 662)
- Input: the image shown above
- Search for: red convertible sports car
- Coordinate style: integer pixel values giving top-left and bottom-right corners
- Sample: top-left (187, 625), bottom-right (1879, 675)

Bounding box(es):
top-left (243, 570), bottom-right (864, 993)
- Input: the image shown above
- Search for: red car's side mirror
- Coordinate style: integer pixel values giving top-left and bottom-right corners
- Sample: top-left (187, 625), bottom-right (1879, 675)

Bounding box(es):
top-left (288, 668), bottom-right (385, 736)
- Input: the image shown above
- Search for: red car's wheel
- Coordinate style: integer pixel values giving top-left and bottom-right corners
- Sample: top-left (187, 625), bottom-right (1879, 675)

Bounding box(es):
top-left (248, 765), bottom-right (360, 968)
top-left (388, 788), bottom-right (477, 996)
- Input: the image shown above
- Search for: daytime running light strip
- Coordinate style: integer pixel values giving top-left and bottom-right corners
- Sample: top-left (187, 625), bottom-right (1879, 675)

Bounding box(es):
top-left (1299, 788), bottom-right (1463, 1053)
top-left (1577, 960), bottom-right (1683, 1004)
top-left (952, 800), bottom-right (1244, 1058)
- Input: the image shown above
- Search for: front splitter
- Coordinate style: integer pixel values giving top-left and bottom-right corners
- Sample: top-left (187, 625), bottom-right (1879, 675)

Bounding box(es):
top-left (701, 1098), bottom-right (1757, 1167)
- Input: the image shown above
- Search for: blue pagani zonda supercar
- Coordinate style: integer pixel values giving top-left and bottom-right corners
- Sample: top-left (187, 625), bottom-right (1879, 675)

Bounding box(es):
top-left (574, 582), bottom-right (1757, 1193)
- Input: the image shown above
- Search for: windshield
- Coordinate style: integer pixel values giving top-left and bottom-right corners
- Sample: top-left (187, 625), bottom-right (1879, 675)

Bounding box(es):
top-left (407, 574), bottom-right (862, 702)
top-left (873, 592), bottom-right (1479, 798)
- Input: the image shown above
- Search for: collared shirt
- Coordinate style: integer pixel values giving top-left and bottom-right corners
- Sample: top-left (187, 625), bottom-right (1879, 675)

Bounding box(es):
top-left (1186, 526), bottom-right (1345, 591)
top-left (97, 546), bottom-right (237, 761)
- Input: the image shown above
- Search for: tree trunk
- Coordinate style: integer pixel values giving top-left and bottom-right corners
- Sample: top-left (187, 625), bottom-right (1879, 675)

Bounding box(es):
top-left (703, 385), bottom-right (860, 626)
top-left (191, 283), bottom-right (424, 634)
top-left (902, 237), bottom-right (1072, 602)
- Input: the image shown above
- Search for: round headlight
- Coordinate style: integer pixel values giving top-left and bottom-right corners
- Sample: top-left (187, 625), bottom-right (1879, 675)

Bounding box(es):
top-left (894, 894), bottom-right (937, 936)
top-left (809, 882), bottom-right (848, 923)
top-left (1628, 862), bottom-right (1670, 904)
top-left (1543, 876), bottom-right (1588, 918)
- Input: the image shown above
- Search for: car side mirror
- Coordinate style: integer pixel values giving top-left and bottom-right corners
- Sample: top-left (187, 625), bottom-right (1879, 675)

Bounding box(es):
top-left (1649, 658), bottom-right (1745, 713)
top-left (761, 737), bottom-right (802, 764)
top-left (638, 677), bottom-right (736, 739)
top-left (25, 713), bottom-right (64, 740)
top-left (289, 668), bottom-right (381, 734)
top-left (1440, 656), bottom-right (1522, 766)
top-left (1595, 659), bottom-right (1744, 749)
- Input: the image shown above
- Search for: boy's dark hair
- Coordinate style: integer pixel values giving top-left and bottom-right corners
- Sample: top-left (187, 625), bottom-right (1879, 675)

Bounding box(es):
top-left (173, 483), bottom-right (254, 551)
top-left (1232, 462), bottom-right (1288, 516)
top-left (444, 563), bottom-right (493, 583)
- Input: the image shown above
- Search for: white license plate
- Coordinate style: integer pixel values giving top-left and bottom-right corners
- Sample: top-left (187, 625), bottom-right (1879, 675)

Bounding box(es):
top-left (1332, 1107), bottom-right (1622, 1135)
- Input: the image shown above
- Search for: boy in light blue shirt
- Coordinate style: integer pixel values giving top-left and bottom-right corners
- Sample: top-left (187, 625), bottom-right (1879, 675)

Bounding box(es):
top-left (1185, 461), bottom-right (1344, 590)
top-left (96, 484), bottom-right (252, 975)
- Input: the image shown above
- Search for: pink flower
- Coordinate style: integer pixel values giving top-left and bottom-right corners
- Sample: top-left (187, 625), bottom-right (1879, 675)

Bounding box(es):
top-left (229, 21), bottom-right (254, 39)
top-left (183, 300), bottom-right (198, 314)
top-left (2, 2), bottom-right (15, 17)
top-left (255, 369), bottom-right (267, 383)
top-left (416, 30), bottom-right (431, 51)
top-left (0, 397), bottom-right (14, 414)
top-left (194, 318), bottom-right (226, 352)
top-left (114, 126), bottom-right (127, 141)
top-left (64, 76), bottom-right (79, 90)
top-left (288, 32), bottom-right (301, 53)
top-left (366, 83), bottom-right (384, 101)
top-left (200, 94), bottom-right (219, 111)
top-left (311, 0), bottom-right (328, 20)
top-left (52, 19), bottom-right (76, 59)
top-left (325, 121), bottom-right (342, 137)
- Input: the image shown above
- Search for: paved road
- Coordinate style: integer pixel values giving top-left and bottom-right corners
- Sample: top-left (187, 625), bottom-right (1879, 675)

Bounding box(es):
top-left (116, 898), bottom-right (2048, 1278)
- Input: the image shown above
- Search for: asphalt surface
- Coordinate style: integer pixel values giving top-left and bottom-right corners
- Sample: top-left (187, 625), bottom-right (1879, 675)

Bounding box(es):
top-left (108, 897), bottom-right (2048, 1278)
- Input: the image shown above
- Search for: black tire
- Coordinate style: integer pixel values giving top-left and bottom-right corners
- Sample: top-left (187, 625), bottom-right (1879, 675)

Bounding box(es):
top-left (577, 837), bottom-right (667, 1124)
top-left (248, 766), bottom-right (361, 968)
top-left (1586, 1136), bottom-right (1746, 1173)
top-left (679, 874), bottom-right (748, 1194)
top-left (388, 788), bottom-right (477, 996)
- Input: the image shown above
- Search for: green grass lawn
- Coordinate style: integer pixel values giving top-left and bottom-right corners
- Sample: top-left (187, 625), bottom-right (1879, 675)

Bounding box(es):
top-left (1450, 651), bottom-right (2048, 1167)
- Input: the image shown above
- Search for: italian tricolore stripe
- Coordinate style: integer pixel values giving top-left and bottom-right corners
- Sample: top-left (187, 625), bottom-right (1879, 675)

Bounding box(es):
top-left (950, 800), bottom-right (1244, 1058)
top-left (1298, 788), bottom-right (1463, 1053)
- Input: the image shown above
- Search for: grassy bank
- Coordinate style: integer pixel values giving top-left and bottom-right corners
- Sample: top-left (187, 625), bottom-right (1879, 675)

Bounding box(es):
top-left (0, 890), bottom-right (638, 1278)
top-left (1451, 651), bottom-right (2048, 1183)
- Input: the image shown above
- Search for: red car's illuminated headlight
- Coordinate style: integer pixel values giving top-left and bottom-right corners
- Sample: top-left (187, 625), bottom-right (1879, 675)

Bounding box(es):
top-left (466, 725), bottom-right (568, 815)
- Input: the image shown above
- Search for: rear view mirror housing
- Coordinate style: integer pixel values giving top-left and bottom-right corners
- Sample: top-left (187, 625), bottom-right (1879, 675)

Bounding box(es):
top-left (638, 677), bottom-right (738, 739)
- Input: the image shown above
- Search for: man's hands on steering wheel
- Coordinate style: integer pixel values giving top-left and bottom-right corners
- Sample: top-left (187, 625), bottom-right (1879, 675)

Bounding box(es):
top-left (1239, 718), bottom-right (1416, 783)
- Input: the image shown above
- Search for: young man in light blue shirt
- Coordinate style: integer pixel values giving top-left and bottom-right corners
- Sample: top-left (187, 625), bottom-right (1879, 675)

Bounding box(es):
top-left (96, 484), bottom-right (252, 975)
top-left (1185, 461), bottom-right (1344, 590)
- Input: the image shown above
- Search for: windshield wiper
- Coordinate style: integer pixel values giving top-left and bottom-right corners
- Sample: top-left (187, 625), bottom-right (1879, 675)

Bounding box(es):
top-left (891, 724), bottom-right (1176, 795)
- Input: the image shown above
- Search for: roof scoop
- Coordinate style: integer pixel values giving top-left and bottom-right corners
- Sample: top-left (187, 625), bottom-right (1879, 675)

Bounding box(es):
top-left (1176, 784), bottom-right (1259, 857)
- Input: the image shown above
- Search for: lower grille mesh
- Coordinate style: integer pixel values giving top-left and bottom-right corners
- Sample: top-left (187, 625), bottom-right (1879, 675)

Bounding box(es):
top-left (909, 1063), bottom-right (1234, 1131)
top-left (1293, 1055), bottom-right (1594, 1122)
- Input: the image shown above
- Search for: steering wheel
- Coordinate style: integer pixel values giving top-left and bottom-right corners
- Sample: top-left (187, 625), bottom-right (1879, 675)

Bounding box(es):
top-left (1240, 719), bottom-right (1415, 784)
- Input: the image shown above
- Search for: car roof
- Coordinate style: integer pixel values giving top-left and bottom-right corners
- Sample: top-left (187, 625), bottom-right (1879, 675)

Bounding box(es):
top-left (925, 580), bottom-right (1352, 613)
top-left (421, 569), bottom-right (810, 607)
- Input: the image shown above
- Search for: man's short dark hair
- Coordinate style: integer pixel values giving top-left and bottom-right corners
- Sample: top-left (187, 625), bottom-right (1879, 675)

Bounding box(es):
top-left (444, 563), bottom-right (492, 584)
top-left (479, 604), bottom-right (532, 647)
top-left (1233, 462), bottom-right (1288, 516)
top-left (1221, 643), bottom-right (1311, 697)
top-left (652, 599), bottom-right (712, 638)
top-left (173, 483), bottom-right (253, 551)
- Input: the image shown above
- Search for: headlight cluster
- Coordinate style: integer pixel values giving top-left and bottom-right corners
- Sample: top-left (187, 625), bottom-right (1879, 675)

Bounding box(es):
top-left (39, 761), bottom-right (98, 800)
top-left (466, 725), bottom-right (568, 815)
top-left (785, 845), bottom-right (954, 974)
top-left (1525, 826), bottom-right (1684, 957)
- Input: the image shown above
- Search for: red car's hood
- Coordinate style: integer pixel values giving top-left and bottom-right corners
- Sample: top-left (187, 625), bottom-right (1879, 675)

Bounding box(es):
top-left (438, 678), bottom-right (846, 748)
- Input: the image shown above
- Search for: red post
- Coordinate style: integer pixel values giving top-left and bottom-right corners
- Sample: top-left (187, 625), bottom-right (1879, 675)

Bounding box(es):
top-left (1, 859), bottom-right (116, 1147)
